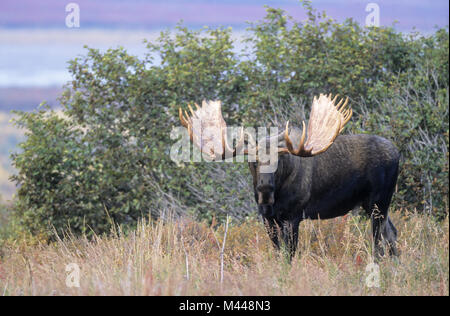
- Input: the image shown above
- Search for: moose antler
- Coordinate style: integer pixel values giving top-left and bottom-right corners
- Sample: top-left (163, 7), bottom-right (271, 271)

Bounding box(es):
top-left (179, 94), bottom-right (352, 160)
top-left (280, 94), bottom-right (352, 157)
top-left (179, 100), bottom-right (245, 160)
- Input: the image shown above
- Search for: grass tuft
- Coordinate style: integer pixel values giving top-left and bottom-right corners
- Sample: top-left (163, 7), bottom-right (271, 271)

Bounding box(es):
top-left (0, 210), bottom-right (448, 296)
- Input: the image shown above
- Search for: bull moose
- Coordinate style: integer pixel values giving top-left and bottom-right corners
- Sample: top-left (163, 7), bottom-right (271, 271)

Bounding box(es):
top-left (179, 94), bottom-right (399, 259)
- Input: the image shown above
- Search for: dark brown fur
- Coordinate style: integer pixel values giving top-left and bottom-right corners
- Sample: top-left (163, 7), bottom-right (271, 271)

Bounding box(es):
top-left (249, 134), bottom-right (400, 259)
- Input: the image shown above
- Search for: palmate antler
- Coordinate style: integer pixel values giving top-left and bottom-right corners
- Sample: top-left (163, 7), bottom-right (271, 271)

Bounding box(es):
top-left (179, 100), bottom-right (245, 160)
top-left (279, 94), bottom-right (352, 157)
top-left (179, 94), bottom-right (352, 160)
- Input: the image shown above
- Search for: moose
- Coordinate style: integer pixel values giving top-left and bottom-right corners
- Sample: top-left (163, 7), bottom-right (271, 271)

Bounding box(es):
top-left (179, 94), bottom-right (400, 259)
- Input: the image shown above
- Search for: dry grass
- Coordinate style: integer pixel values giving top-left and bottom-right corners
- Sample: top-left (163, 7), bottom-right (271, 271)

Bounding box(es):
top-left (0, 210), bottom-right (448, 296)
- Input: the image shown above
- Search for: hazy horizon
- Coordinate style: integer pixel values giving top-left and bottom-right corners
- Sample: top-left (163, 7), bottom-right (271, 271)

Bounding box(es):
top-left (1, 0), bottom-right (448, 90)
top-left (1, 0), bottom-right (448, 31)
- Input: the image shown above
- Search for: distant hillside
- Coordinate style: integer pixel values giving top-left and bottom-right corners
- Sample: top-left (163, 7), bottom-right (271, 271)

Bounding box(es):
top-left (0, 112), bottom-right (23, 200)
top-left (0, 87), bottom-right (61, 199)
top-left (0, 87), bottom-right (62, 112)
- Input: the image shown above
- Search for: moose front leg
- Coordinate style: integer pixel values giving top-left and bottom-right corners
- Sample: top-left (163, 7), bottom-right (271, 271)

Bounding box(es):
top-left (264, 217), bottom-right (301, 260)
top-left (263, 217), bottom-right (282, 250)
top-left (281, 219), bottom-right (301, 260)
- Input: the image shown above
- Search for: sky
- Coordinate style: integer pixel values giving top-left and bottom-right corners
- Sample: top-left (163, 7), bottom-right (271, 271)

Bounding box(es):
top-left (0, 0), bottom-right (448, 31)
top-left (0, 0), bottom-right (448, 88)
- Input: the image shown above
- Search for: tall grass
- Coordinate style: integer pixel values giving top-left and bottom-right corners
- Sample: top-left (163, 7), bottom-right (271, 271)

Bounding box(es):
top-left (0, 210), bottom-right (448, 296)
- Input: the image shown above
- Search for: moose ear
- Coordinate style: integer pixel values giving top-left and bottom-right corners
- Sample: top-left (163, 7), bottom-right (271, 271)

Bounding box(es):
top-left (248, 161), bottom-right (257, 174)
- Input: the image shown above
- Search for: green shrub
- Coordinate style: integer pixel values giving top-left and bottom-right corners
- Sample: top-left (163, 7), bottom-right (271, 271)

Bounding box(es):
top-left (10, 2), bottom-right (449, 237)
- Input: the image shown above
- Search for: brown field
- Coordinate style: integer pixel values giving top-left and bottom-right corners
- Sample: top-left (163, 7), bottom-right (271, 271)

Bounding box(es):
top-left (0, 210), bottom-right (448, 296)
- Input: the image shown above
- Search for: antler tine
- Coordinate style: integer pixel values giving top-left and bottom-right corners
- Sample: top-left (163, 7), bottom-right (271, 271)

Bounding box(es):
top-left (178, 107), bottom-right (195, 144)
top-left (340, 108), bottom-right (353, 132)
top-left (331, 94), bottom-right (339, 104)
top-left (336, 96), bottom-right (349, 112)
top-left (188, 104), bottom-right (197, 118)
top-left (282, 120), bottom-right (309, 156)
top-left (346, 108), bottom-right (353, 121)
top-left (184, 109), bottom-right (191, 124)
top-left (279, 93), bottom-right (352, 157)
top-left (336, 98), bottom-right (344, 110)
top-left (179, 107), bottom-right (190, 128)
top-left (343, 107), bottom-right (351, 118)
top-left (284, 121), bottom-right (294, 153)
top-left (337, 97), bottom-right (352, 133)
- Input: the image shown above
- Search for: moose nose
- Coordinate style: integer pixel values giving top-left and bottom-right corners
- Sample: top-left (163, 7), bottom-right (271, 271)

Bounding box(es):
top-left (257, 184), bottom-right (274, 193)
top-left (259, 204), bottom-right (275, 217)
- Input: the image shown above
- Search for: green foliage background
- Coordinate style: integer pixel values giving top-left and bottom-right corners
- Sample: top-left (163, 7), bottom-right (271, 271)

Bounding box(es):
top-left (9, 3), bottom-right (449, 237)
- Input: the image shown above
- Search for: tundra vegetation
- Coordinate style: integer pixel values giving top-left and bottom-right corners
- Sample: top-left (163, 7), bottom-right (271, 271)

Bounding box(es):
top-left (0, 2), bottom-right (448, 295)
top-left (0, 210), bottom-right (448, 295)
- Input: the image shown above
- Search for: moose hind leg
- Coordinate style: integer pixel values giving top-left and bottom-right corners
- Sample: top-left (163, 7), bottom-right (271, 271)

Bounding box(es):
top-left (363, 200), bottom-right (387, 260)
top-left (371, 207), bottom-right (386, 259)
top-left (380, 162), bottom-right (400, 257)
top-left (369, 204), bottom-right (400, 259)
top-left (382, 216), bottom-right (399, 256)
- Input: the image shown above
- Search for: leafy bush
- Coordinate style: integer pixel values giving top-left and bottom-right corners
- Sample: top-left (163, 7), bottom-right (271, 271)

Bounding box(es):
top-left (10, 2), bottom-right (449, 237)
